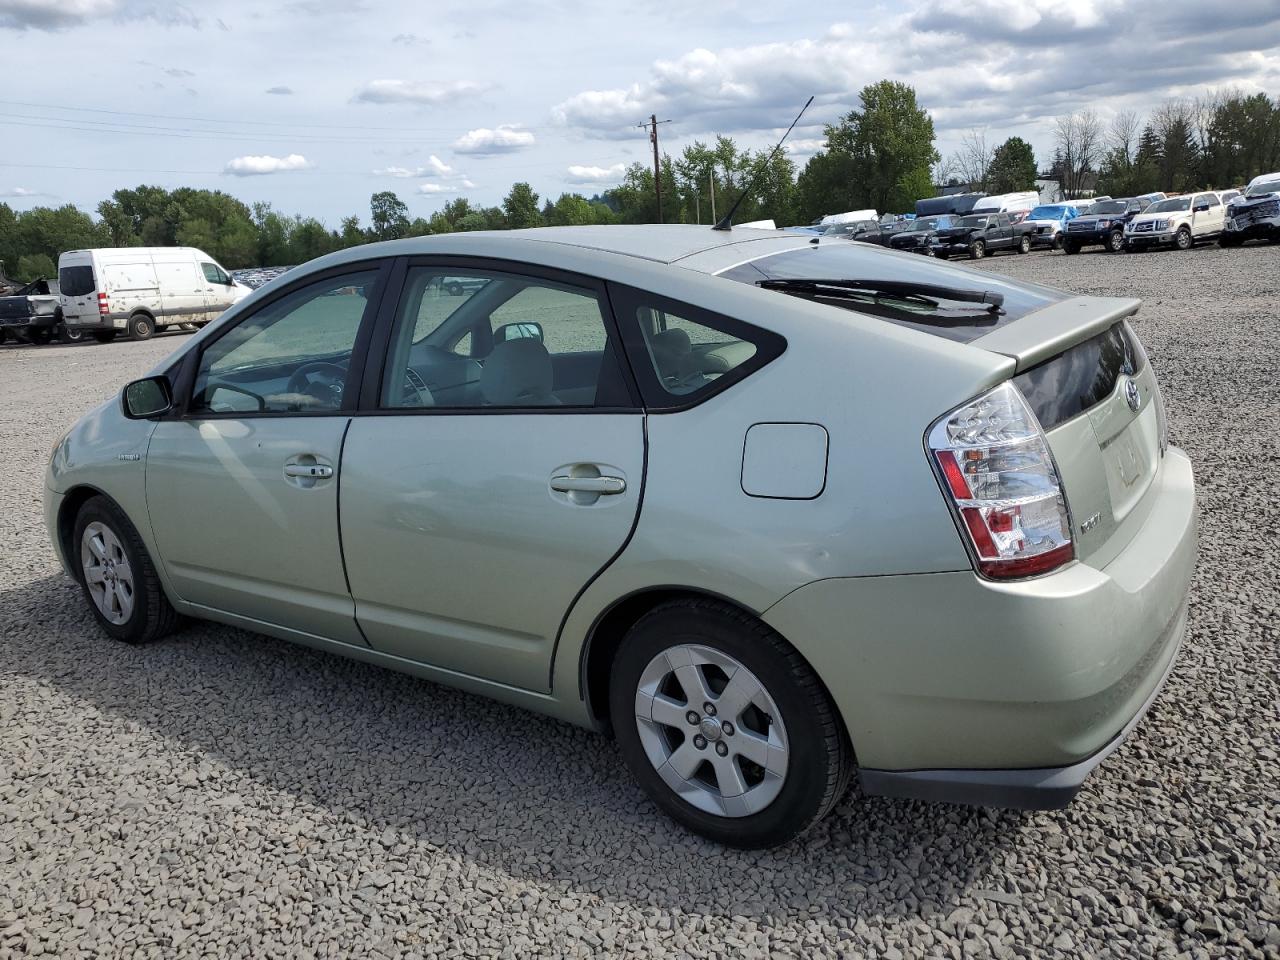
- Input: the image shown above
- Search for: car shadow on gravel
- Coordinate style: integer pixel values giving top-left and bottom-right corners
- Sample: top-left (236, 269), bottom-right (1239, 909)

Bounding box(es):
top-left (1, 572), bottom-right (1032, 923)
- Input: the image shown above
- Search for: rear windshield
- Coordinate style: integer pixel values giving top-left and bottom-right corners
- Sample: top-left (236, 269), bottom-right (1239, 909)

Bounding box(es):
top-left (58, 265), bottom-right (95, 297)
top-left (718, 243), bottom-right (1065, 344)
top-left (1014, 321), bottom-right (1148, 429)
top-left (1246, 179), bottom-right (1280, 197)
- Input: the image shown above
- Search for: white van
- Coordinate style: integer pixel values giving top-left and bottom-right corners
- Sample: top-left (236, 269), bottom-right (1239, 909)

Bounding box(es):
top-left (969, 191), bottom-right (1040, 216)
top-left (819, 209), bottom-right (878, 227)
top-left (58, 247), bottom-right (252, 342)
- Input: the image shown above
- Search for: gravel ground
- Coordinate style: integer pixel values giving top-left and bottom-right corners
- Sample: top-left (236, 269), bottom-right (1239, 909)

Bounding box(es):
top-left (1, 245), bottom-right (1277, 959)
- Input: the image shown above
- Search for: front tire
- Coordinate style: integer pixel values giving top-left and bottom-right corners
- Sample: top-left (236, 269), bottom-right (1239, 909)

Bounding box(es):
top-left (127, 313), bottom-right (155, 341)
top-left (1175, 227), bottom-right (1193, 251)
top-left (968, 239), bottom-right (986, 259)
top-left (609, 599), bottom-right (851, 849)
top-left (1062, 239), bottom-right (1080, 254)
top-left (73, 496), bottom-right (180, 644)
top-left (1106, 230), bottom-right (1125, 253)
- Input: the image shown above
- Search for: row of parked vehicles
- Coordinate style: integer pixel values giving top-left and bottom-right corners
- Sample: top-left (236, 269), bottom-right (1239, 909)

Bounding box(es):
top-left (0, 246), bottom-right (252, 346)
top-left (797, 171), bottom-right (1280, 259)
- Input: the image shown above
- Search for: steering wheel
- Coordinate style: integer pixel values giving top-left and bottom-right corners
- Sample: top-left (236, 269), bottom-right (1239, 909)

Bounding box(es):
top-left (286, 361), bottom-right (347, 408)
top-left (401, 367), bottom-right (434, 406)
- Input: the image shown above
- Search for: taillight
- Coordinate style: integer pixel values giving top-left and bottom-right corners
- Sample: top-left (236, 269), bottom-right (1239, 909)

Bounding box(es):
top-left (929, 381), bottom-right (1074, 579)
top-left (97, 292), bottom-right (109, 316)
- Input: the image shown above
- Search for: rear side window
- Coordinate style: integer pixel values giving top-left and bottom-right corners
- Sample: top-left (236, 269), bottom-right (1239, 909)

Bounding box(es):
top-left (59, 265), bottom-right (95, 297)
top-left (609, 283), bottom-right (785, 409)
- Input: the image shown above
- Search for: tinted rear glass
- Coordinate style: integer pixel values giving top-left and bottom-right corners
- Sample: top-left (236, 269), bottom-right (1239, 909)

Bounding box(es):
top-left (1014, 321), bottom-right (1148, 429)
top-left (59, 265), bottom-right (95, 297)
top-left (718, 243), bottom-right (1065, 344)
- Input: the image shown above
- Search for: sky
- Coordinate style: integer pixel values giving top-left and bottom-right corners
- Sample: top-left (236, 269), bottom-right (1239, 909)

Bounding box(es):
top-left (2, 0), bottom-right (1279, 224)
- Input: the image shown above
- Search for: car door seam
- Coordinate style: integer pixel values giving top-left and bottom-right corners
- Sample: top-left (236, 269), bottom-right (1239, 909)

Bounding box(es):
top-left (334, 416), bottom-right (372, 647)
top-left (549, 413), bottom-right (648, 695)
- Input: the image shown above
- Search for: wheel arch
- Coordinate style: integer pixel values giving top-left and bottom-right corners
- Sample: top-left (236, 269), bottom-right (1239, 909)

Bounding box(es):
top-left (56, 483), bottom-right (115, 567)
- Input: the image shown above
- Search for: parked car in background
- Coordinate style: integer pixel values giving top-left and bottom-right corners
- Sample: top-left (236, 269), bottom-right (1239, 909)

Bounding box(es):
top-left (970, 191), bottom-right (1040, 217)
top-left (0, 277), bottom-right (77, 345)
top-left (1063, 197), bottom-right (1152, 254)
top-left (889, 215), bottom-right (958, 255)
top-left (1124, 193), bottom-right (1226, 251)
top-left (59, 247), bottom-right (252, 342)
top-left (858, 221), bottom-right (910, 247)
top-left (1022, 204), bottom-right (1080, 249)
top-left (1216, 189), bottom-right (1242, 206)
top-left (1219, 172), bottom-right (1280, 246)
top-left (931, 212), bottom-right (1034, 259)
top-left (46, 224), bottom-right (1196, 849)
top-left (819, 210), bottom-right (878, 230)
top-left (821, 219), bottom-right (882, 241)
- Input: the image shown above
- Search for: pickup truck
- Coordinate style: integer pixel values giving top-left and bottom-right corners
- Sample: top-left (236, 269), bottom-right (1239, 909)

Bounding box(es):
top-left (888, 215), bottom-right (959, 255)
top-left (1219, 173), bottom-right (1280, 246)
top-left (1062, 197), bottom-right (1152, 253)
top-left (929, 212), bottom-right (1035, 259)
top-left (0, 278), bottom-right (78, 345)
top-left (1124, 192), bottom-right (1226, 252)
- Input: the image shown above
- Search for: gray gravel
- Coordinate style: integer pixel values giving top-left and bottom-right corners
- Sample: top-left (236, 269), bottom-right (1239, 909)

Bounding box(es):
top-left (2, 245), bottom-right (1278, 959)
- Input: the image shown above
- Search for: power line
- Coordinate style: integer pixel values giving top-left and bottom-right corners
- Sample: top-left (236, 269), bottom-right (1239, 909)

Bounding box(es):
top-left (0, 114), bottom-right (460, 145)
top-left (0, 98), bottom-right (463, 133)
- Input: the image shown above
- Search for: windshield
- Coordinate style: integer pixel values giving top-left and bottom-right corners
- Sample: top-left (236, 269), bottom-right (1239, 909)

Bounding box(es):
top-left (1090, 201), bottom-right (1127, 215)
top-left (1027, 206), bottom-right (1065, 220)
top-left (1246, 179), bottom-right (1280, 197)
top-left (1146, 197), bottom-right (1190, 213)
top-left (911, 218), bottom-right (938, 231)
top-left (716, 242), bottom-right (1065, 344)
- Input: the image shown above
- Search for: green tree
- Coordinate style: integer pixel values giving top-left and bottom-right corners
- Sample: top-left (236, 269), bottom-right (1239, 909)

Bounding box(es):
top-left (16, 253), bottom-right (56, 281)
top-left (987, 137), bottom-right (1037, 193)
top-left (545, 193), bottom-right (595, 226)
top-left (370, 191), bottom-right (410, 241)
top-left (339, 215), bottom-right (366, 248)
top-left (502, 182), bottom-right (542, 229)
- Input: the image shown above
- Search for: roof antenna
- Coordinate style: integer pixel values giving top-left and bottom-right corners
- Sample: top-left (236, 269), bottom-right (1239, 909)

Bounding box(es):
top-left (712, 95), bottom-right (814, 231)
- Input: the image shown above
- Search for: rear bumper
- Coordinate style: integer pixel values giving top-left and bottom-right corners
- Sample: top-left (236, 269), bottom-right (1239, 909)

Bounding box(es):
top-left (763, 446), bottom-right (1197, 808)
top-left (63, 315), bottom-right (123, 330)
top-left (0, 314), bottom-right (57, 330)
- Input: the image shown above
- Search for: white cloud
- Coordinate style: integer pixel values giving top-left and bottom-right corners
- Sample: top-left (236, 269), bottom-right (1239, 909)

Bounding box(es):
top-left (224, 153), bottom-right (312, 176)
top-left (0, 186), bottom-right (43, 197)
top-left (354, 79), bottom-right (488, 105)
top-left (452, 125), bottom-right (536, 155)
top-left (417, 183), bottom-right (458, 194)
top-left (265, 85), bottom-right (293, 95)
top-left (784, 138), bottom-right (827, 158)
top-left (0, 0), bottom-right (198, 30)
top-left (373, 155), bottom-right (455, 179)
top-left (565, 162), bottom-right (627, 184)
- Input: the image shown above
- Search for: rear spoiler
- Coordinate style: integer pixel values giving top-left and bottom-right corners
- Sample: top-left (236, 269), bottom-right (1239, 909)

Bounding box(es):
top-left (972, 296), bottom-right (1141, 372)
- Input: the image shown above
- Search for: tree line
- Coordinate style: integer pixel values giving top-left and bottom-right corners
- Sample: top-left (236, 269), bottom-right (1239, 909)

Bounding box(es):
top-left (3, 82), bottom-right (1278, 283)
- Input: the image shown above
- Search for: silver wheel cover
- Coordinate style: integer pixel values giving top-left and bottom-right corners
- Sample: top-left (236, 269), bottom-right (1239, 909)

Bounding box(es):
top-left (80, 521), bottom-right (135, 625)
top-left (634, 643), bottom-right (789, 818)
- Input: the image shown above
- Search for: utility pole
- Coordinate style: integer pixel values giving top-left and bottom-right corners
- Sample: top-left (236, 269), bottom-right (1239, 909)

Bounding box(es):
top-left (638, 114), bottom-right (671, 223)
top-left (709, 170), bottom-right (716, 222)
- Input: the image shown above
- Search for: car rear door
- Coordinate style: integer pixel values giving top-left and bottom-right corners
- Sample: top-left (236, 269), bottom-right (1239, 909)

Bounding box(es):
top-left (338, 260), bottom-right (644, 692)
top-left (1193, 193), bottom-right (1225, 236)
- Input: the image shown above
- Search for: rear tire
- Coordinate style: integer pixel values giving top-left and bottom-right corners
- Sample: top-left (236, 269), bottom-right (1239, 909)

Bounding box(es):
top-left (609, 599), bottom-right (852, 849)
top-left (1218, 235), bottom-right (1242, 248)
top-left (127, 313), bottom-right (155, 341)
top-left (968, 239), bottom-right (986, 259)
top-left (28, 327), bottom-right (54, 345)
top-left (72, 496), bottom-right (180, 645)
top-left (92, 331), bottom-right (116, 344)
top-left (58, 324), bottom-right (85, 343)
top-left (1017, 235), bottom-right (1031, 254)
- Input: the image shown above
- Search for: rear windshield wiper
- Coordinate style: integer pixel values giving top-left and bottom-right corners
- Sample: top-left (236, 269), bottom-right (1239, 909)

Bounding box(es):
top-left (758, 277), bottom-right (1004, 312)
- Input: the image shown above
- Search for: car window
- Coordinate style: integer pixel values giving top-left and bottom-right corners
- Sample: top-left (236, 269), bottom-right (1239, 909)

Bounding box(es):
top-left (380, 266), bottom-right (630, 409)
top-left (1196, 193), bottom-right (1219, 208)
top-left (201, 262), bottom-right (230, 284)
top-left (608, 284), bottom-right (785, 407)
top-left (59, 265), bottom-right (94, 296)
top-left (190, 270), bottom-right (377, 415)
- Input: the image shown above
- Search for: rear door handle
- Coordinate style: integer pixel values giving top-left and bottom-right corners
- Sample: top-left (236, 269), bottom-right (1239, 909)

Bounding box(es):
top-left (550, 475), bottom-right (626, 495)
top-left (284, 462), bottom-right (333, 479)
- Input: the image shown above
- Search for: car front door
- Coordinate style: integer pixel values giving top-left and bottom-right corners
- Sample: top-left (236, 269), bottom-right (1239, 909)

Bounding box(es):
top-left (1193, 193), bottom-right (1224, 237)
top-left (153, 259), bottom-right (206, 326)
top-left (339, 262), bottom-right (644, 691)
top-left (200, 260), bottom-right (238, 322)
top-left (144, 263), bottom-right (389, 644)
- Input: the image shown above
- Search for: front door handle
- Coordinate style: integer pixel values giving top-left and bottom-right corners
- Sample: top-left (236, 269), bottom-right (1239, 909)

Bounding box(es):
top-left (550, 475), bottom-right (626, 495)
top-left (284, 462), bottom-right (333, 479)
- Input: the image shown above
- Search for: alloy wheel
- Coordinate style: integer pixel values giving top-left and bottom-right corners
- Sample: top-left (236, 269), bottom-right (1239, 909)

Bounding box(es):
top-left (80, 521), bottom-right (135, 625)
top-left (633, 643), bottom-right (789, 818)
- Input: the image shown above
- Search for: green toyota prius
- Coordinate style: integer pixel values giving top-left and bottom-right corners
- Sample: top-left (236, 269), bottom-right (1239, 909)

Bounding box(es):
top-left (46, 225), bottom-right (1196, 848)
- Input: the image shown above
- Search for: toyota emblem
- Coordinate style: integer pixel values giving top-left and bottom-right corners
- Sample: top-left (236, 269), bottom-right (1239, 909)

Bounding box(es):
top-left (1124, 378), bottom-right (1142, 412)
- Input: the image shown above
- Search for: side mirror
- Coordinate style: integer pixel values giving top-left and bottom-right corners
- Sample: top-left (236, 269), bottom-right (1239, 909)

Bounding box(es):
top-left (1194, 203), bottom-right (1210, 212)
top-left (122, 375), bottom-right (172, 419)
top-left (494, 321), bottom-right (544, 344)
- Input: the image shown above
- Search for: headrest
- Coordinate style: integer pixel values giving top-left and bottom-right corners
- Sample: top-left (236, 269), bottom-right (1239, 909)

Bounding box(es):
top-left (480, 337), bottom-right (556, 405)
